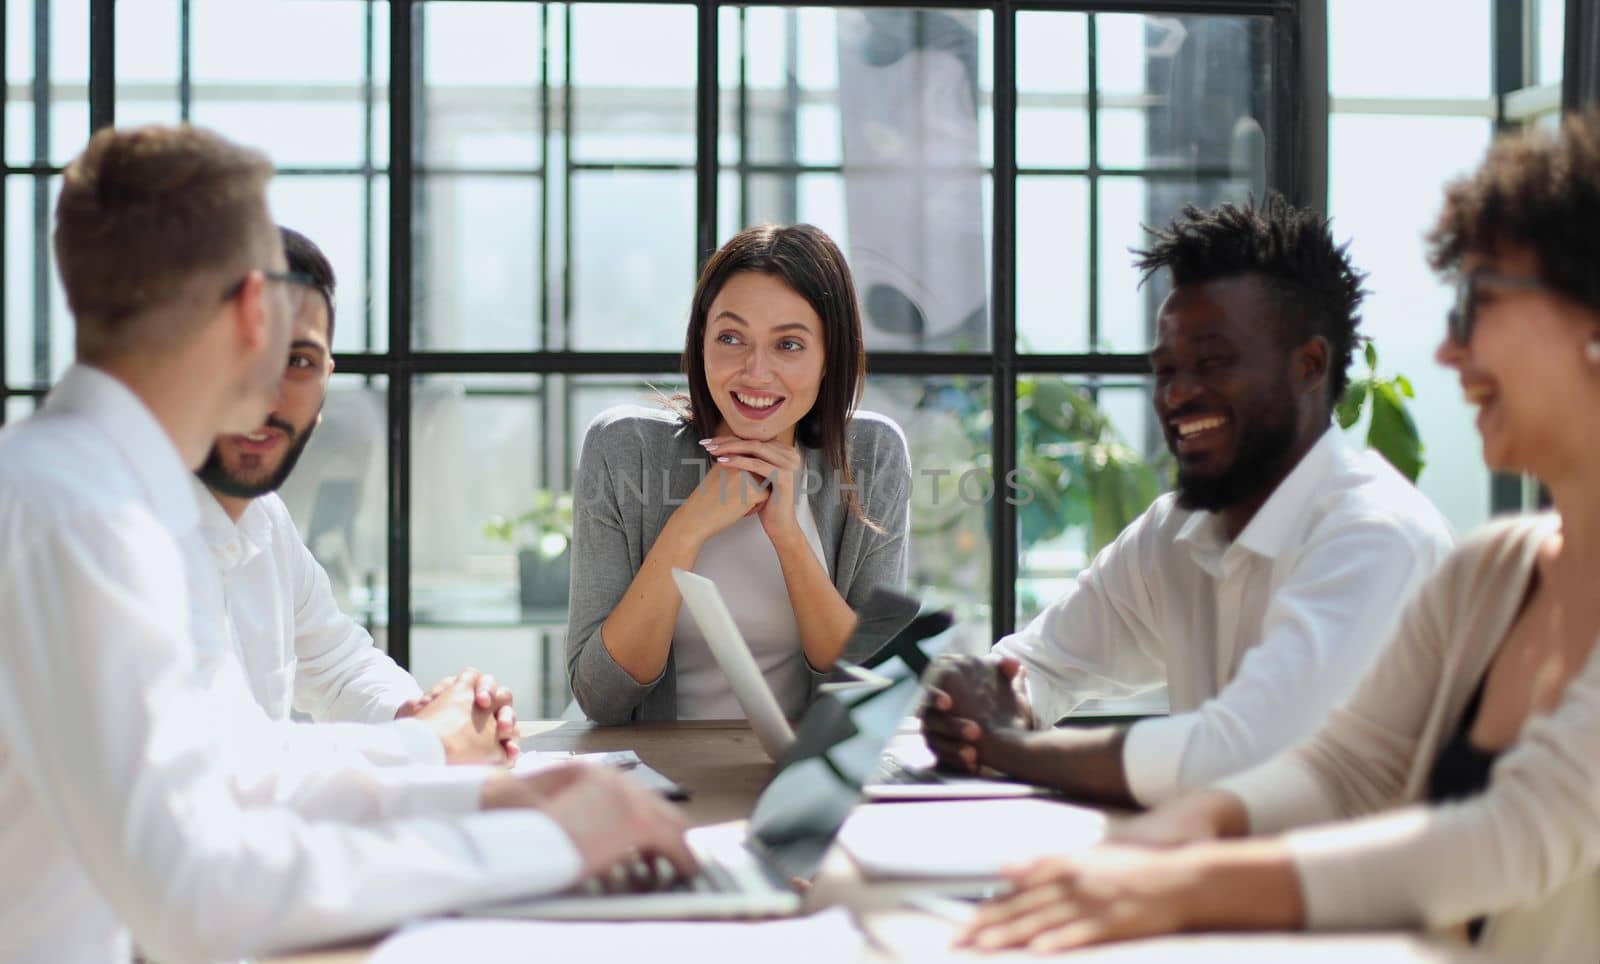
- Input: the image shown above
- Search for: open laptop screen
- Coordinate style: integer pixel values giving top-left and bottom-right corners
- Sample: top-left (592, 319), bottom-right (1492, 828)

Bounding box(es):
top-left (743, 671), bottom-right (924, 880)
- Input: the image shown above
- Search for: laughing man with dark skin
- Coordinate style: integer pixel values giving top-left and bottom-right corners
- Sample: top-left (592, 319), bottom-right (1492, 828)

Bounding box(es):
top-left (921, 196), bottom-right (1456, 809)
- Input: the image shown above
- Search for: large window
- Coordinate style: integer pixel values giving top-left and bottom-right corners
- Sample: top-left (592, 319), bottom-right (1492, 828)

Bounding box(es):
top-left (4, 0), bottom-right (1296, 716)
top-left (1327, 0), bottom-right (1566, 536)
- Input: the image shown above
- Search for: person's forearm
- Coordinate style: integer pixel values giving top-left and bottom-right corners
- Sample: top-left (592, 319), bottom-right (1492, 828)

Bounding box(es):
top-left (598, 513), bottom-right (703, 684)
top-left (985, 725), bottom-right (1138, 808)
top-left (772, 526), bottom-right (858, 671)
top-left (1176, 839), bottom-right (1305, 932)
top-left (1191, 789), bottom-right (1252, 838)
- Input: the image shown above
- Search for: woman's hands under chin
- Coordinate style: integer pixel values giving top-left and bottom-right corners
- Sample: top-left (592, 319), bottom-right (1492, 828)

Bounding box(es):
top-left (671, 455), bottom-right (771, 543)
top-left (700, 435), bottom-right (807, 546)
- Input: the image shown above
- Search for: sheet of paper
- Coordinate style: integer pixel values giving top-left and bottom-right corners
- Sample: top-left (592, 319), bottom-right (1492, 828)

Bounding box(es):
top-left (511, 749), bottom-right (688, 798)
top-left (371, 907), bottom-right (865, 964)
top-left (837, 799), bottom-right (1107, 879)
top-left (865, 743), bottom-right (1051, 801)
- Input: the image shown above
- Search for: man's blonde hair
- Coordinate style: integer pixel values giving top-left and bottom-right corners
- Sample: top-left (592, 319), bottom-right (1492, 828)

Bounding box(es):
top-left (54, 125), bottom-right (275, 361)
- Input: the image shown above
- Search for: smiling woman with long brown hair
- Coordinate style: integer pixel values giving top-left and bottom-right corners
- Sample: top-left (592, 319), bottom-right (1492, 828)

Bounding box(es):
top-left (957, 115), bottom-right (1600, 963)
top-left (566, 223), bottom-right (914, 724)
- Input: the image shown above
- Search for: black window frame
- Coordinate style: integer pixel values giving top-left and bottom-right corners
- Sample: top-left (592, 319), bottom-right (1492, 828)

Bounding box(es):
top-left (4, 0), bottom-right (1320, 669)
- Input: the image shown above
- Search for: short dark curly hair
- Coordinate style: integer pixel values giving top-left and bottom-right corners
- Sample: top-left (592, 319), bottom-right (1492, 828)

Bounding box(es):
top-left (1427, 112), bottom-right (1600, 316)
top-left (1133, 193), bottom-right (1367, 405)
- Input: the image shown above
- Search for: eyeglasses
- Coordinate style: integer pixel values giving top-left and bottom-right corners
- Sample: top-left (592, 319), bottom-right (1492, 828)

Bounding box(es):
top-left (1447, 270), bottom-right (1562, 346)
top-left (220, 269), bottom-right (323, 310)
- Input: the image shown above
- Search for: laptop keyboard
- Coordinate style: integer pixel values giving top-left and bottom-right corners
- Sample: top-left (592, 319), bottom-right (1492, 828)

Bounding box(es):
top-left (576, 852), bottom-right (748, 896)
top-left (871, 754), bottom-right (943, 785)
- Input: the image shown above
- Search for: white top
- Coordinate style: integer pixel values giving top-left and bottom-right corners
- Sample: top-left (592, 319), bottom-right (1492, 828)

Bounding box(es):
top-left (0, 365), bottom-right (581, 964)
top-left (672, 495), bottom-right (829, 720)
top-left (1218, 516), bottom-right (1599, 963)
top-left (996, 427), bottom-right (1456, 806)
top-left (188, 478), bottom-right (441, 766)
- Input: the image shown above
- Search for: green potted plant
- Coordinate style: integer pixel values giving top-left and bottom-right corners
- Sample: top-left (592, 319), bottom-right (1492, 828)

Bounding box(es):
top-left (483, 490), bottom-right (574, 611)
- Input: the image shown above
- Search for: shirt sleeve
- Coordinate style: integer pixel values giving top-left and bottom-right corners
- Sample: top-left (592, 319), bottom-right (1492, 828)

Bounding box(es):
top-left (0, 512), bottom-right (582, 963)
top-left (1122, 515), bottom-right (1452, 806)
top-left (286, 523), bottom-right (426, 726)
top-left (993, 505), bottom-right (1170, 728)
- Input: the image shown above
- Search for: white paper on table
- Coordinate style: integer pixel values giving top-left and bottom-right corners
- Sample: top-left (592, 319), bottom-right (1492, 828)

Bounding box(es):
top-left (370, 907), bottom-right (865, 964)
top-left (837, 799), bottom-right (1107, 879)
top-left (510, 750), bottom-right (579, 773)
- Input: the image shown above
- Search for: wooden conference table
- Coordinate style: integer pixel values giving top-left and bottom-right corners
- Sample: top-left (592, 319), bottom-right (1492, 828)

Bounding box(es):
top-left (272, 720), bottom-right (1495, 963)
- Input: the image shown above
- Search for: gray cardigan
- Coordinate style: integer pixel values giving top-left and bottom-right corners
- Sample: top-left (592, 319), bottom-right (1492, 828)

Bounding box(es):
top-left (566, 403), bottom-right (914, 724)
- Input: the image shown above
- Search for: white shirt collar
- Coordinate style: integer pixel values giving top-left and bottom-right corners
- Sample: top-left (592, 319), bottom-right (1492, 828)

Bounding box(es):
top-left (1175, 425), bottom-right (1347, 566)
top-left (1232, 425), bottom-right (1346, 560)
top-left (190, 475), bottom-right (272, 570)
top-left (43, 364), bottom-right (201, 537)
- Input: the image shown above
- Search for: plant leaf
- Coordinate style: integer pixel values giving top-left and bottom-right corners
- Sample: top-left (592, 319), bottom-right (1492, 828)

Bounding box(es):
top-left (1335, 380), bottom-right (1369, 430)
top-left (1368, 381), bottom-right (1425, 481)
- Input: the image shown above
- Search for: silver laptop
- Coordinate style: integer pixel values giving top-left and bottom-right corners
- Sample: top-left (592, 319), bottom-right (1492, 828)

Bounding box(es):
top-left (469, 590), bottom-right (925, 921)
top-left (674, 568), bottom-right (1050, 802)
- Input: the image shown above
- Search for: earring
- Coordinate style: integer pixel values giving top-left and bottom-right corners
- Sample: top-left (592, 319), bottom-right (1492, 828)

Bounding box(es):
top-left (1588, 336), bottom-right (1600, 365)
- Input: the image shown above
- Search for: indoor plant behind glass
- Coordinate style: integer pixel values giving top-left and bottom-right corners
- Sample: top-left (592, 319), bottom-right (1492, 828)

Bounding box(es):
top-left (483, 490), bottom-right (574, 611)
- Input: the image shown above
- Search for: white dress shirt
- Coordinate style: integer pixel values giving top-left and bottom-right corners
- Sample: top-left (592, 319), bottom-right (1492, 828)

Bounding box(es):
top-left (996, 427), bottom-right (1455, 806)
top-left (0, 366), bottom-right (581, 964)
top-left (188, 478), bottom-right (442, 765)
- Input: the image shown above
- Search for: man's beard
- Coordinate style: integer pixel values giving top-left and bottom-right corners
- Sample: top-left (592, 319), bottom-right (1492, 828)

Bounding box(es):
top-left (1173, 400), bottom-right (1298, 514)
top-left (196, 415), bottom-right (318, 500)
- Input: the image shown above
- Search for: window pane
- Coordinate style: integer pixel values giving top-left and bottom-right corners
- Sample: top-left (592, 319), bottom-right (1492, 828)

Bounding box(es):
top-left (1015, 175), bottom-right (1088, 353)
top-left (409, 372), bottom-right (682, 625)
top-left (4, 175), bottom-right (71, 388)
top-left (1329, 0), bottom-right (1491, 99)
top-left (411, 624), bottom-right (564, 719)
top-left (571, 4), bottom-right (696, 165)
top-left (1096, 14), bottom-right (1271, 178)
top-left (5, 395), bottom-right (39, 425)
top-left (411, 373), bottom-right (549, 628)
top-left (278, 374), bottom-right (389, 627)
top-left (115, 0), bottom-right (181, 127)
top-left (569, 170), bottom-right (695, 350)
top-left (414, 175), bottom-right (541, 351)
top-left (419, 2), bottom-right (544, 171)
top-left (1015, 375), bottom-right (1167, 629)
top-left (7, 0), bottom-right (90, 167)
top-left (188, 0), bottom-right (383, 169)
top-left (269, 176), bottom-right (390, 355)
top-left (1016, 12), bottom-right (1088, 170)
top-left (864, 374), bottom-right (993, 642)
top-left (1537, 0), bottom-right (1564, 87)
top-left (719, 8), bottom-right (993, 353)
top-left (1329, 113), bottom-right (1493, 535)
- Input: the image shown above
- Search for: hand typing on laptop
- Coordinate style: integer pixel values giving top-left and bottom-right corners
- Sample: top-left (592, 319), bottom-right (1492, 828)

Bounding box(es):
top-left (481, 762), bottom-right (698, 884)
